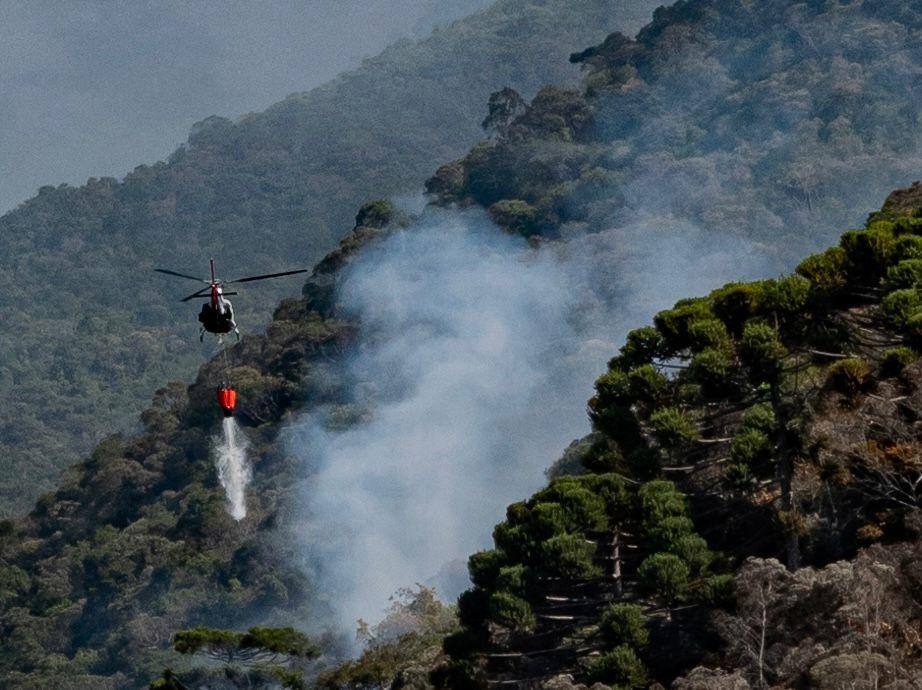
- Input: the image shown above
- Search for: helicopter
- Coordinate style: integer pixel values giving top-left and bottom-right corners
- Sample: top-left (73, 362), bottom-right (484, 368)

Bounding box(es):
top-left (155, 259), bottom-right (307, 417)
top-left (155, 259), bottom-right (308, 342)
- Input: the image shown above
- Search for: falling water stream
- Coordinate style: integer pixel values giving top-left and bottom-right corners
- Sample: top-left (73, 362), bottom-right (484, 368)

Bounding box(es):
top-left (215, 417), bottom-right (252, 521)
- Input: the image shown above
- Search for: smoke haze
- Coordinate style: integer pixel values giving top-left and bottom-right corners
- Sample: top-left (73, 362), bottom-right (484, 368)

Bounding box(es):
top-left (291, 207), bottom-right (769, 637)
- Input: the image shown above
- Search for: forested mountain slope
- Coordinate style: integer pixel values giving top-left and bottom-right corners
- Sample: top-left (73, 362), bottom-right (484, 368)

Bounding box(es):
top-left (432, 0), bottom-right (921, 258)
top-left (0, 0), bottom-right (659, 517)
top-left (427, 184), bottom-right (922, 689)
top-left (2, 0), bottom-right (922, 688)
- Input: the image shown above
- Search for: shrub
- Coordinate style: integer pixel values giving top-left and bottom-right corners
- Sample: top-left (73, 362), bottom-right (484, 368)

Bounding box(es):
top-left (585, 645), bottom-right (647, 687)
top-left (688, 347), bottom-right (735, 396)
top-left (637, 553), bottom-right (689, 607)
top-left (880, 347), bottom-right (917, 377)
top-left (618, 327), bottom-right (663, 368)
top-left (840, 226), bottom-right (896, 281)
top-left (892, 234), bottom-right (922, 261)
top-left (540, 533), bottom-right (601, 579)
top-left (468, 550), bottom-right (507, 589)
top-left (488, 591), bottom-right (535, 631)
top-left (711, 282), bottom-right (764, 334)
top-left (495, 565), bottom-right (528, 597)
top-left (881, 288), bottom-right (922, 328)
top-left (649, 407), bottom-right (698, 448)
top-left (740, 403), bottom-right (776, 434)
top-left (826, 358), bottom-right (870, 397)
top-left (739, 321), bottom-right (786, 382)
top-left (598, 603), bottom-right (649, 647)
top-left (761, 275), bottom-right (811, 320)
top-left (488, 199), bottom-right (541, 236)
top-left (581, 473), bottom-right (632, 521)
top-left (593, 370), bottom-right (631, 408)
top-left (885, 259), bottom-right (922, 290)
top-left (457, 588), bottom-right (491, 629)
top-left (646, 515), bottom-right (695, 552)
top-left (530, 502), bottom-right (574, 541)
top-left (638, 480), bottom-right (687, 524)
top-left (673, 534), bottom-right (713, 575)
top-left (688, 318), bottom-right (731, 352)
top-left (355, 199), bottom-right (397, 228)
top-left (694, 573), bottom-right (736, 607)
top-left (796, 247), bottom-right (847, 299)
top-left (536, 479), bottom-right (609, 532)
top-left (492, 523), bottom-right (532, 562)
top-left (654, 298), bottom-right (712, 351)
top-left (730, 428), bottom-right (773, 470)
top-left (628, 365), bottom-right (668, 405)
top-left (582, 448), bottom-right (623, 474)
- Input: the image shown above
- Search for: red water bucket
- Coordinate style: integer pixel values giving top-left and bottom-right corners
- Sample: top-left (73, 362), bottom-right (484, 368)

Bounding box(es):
top-left (217, 387), bottom-right (237, 417)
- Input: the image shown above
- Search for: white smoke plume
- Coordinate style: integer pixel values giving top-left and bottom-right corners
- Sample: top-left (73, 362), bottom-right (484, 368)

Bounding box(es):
top-left (215, 417), bottom-right (252, 521)
top-left (290, 206), bottom-right (768, 638)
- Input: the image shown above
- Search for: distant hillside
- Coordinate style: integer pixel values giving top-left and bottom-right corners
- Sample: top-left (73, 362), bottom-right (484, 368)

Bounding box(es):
top-left (433, 0), bottom-right (922, 260)
top-left (0, 0), bottom-right (659, 516)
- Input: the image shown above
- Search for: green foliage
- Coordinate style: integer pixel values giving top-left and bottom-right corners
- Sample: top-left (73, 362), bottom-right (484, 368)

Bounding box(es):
top-left (598, 603), bottom-right (649, 648)
top-left (892, 234), bottom-right (922, 261)
top-left (840, 226), bottom-right (896, 281)
top-left (637, 553), bottom-right (689, 607)
top-left (740, 403), bottom-right (776, 435)
top-left (646, 515), bottom-right (695, 552)
top-left (495, 565), bottom-right (528, 598)
top-left (881, 288), bottom-right (922, 328)
top-left (688, 347), bottom-right (735, 397)
top-left (711, 283), bottom-right (763, 334)
top-left (649, 407), bottom-right (699, 448)
top-left (539, 533), bottom-right (601, 579)
top-left (761, 275), bottom-right (811, 321)
top-left (730, 429), bottom-right (773, 470)
top-left (239, 627), bottom-right (318, 658)
top-left (694, 573), bottom-right (736, 607)
top-left (885, 259), bottom-right (922, 290)
top-left (739, 321), bottom-right (786, 382)
top-left (592, 370), bottom-right (631, 408)
top-left (585, 645), bottom-right (647, 687)
top-left (826, 358), bottom-right (870, 397)
top-left (173, 626), bottom-right (241, 656)
top-left (672, 534), bottom-right (713, 576)
top-left (796, 247), bottom-right (847, 300)
top-left (688, 318), bottom-right (732, 352)
top-left (488, 591), bottom-right (535, 631)
top-left (627, 365), bottom-right (668, 405)
top-left (618, 327), bottom-right (663, 368)
top-left (488, 199), bottom-right (541, 236)
top-left (654, 299), bottom-right (712, 351)
top-left (880, 347), bottom-right (918, 377)
top-left (457, 589), bottom-right (491, 630)
top-left (468, 550), bottom-right (507, 589)
top-left (354, 200), bottom-right (398, 229)
top-left (637, 480), bottom-right (688, 525)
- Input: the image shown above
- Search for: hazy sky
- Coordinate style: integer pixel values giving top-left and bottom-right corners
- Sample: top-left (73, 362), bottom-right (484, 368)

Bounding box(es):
top-left (0, 0), bottom-right (492, 213)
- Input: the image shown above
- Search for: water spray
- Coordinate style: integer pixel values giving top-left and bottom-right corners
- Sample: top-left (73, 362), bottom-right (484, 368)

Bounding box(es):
top-left (214, 416), bottom-right (251, 521)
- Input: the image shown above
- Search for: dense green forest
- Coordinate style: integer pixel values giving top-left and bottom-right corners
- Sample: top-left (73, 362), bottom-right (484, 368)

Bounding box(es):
top-left (2, 0), bottom-right (922, 688)
top-left (0, 0), bottom-right (656, 517)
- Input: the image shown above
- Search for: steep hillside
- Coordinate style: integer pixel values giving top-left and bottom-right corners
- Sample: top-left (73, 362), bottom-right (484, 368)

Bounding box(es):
top-left (429, 184), bottom-right (922, 689)
top-left (0, 200), bottom-right (405, 688)
top-left (0, 0), bottom-right (659, 517)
